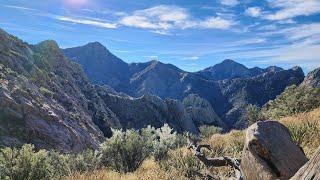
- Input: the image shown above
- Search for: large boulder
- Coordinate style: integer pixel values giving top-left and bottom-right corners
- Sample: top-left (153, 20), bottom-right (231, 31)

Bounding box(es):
top-left (241, 121), bottom-right (308, 180)
top-left (290, 146), bottom-right (320, 180)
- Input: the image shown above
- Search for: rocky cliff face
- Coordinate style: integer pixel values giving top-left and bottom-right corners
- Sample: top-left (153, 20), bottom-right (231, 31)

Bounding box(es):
top-left (0, 30), bottom-right (114, 152)
top-left (300, 67), bottom-right (320, 89)
top-left (221, 66), bottom-right (304, 128)
top-left (0, 29), bottom-right (228, 151)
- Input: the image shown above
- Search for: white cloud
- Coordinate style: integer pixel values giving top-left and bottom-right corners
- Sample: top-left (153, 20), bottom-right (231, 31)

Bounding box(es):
top-left (56, 16), bottom-right (117, 29)
top-left (220, 0), bottom-right (239, 6)
top-left (265, 0), bottom-right (320, 20)
top-left (120, 5), bottom-right (189, 30)
top-left (199, 17), bottom-right (234, 29)
top-left (182, 56), bottom-right (199, 60)
top-left (119, 5), bottom-right (234, 32)
top-left (245, 7), bottom-right (262, 17)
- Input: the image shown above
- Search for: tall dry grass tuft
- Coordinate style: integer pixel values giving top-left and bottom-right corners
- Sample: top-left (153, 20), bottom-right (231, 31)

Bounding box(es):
top-left (280, 108), bottom-right (320, 158)
top-left (66, 158), bottom-right (166, 180)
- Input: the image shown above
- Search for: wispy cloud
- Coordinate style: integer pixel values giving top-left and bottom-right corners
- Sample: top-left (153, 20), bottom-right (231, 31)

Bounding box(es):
top-left (265, 0), bottom-right (320, 20)
top-left (53, 16), bottom-right (118, 29)
top-left (261, 23), bottom-right (320, 41)
top-left (3, 5), bottom-right (37, 11)
top-left (227, 38), bottom-right (267, 46)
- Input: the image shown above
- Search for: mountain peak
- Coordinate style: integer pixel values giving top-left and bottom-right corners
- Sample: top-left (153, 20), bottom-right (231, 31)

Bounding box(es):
top-left (221, 59), bottom-right (238, 64)
top-left (85, 41), bottom-right (105, 48)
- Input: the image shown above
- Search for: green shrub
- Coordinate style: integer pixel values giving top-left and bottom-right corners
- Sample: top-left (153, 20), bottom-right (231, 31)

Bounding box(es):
top-left (152, 124), bottom-right (181, 161)
top-left (0, 144), bottom-right (55, 180)
top-left (100, 129), bottom-right (151, 172)
top-left (67, 149), bottom-right (102, 173)
top-left (0, 145), bottom-right (103, 180)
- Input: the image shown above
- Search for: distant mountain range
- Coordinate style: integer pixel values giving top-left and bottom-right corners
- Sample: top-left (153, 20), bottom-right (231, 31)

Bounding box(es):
top-left (0, 28), bottom-right (314, 152)
top-left (63, 42), bottom-right (305, 127)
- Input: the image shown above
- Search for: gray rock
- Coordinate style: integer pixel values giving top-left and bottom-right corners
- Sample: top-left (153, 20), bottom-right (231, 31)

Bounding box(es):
top-left (242, 121), bottom-right (308, 180)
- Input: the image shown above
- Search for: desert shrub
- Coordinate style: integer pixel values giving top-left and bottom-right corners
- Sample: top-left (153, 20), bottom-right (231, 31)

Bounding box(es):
top-left (140, 124), bottom-right (187, 161)
top-left (67, 149), bottom-right (102, 173)
top-left (262, 85), bottom-right (320, 119)
top-left (100, 129), bottom-right (151, 173)
top-left (152, 124), bottom-right (184, 161)
top-left (47, 151), bottom-right (71, 178)
top-left (0, 145), bottom-right (104, 180)
top-left (199, 125), bottom-right (223, 139)
top-left (0, 144), bottom-right (55, 180)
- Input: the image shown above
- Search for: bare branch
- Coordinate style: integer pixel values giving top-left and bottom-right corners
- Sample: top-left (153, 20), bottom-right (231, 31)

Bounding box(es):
top-left (188, 135), bottom-right (244, 180)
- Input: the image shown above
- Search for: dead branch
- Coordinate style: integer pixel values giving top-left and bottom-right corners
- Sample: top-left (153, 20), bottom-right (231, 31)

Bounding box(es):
top-left (188, 135), bottom-right (244, 180)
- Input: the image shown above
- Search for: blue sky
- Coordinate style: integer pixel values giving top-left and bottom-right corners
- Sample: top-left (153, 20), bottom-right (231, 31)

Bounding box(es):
top-left (1, 0), bottom-right (320, 72)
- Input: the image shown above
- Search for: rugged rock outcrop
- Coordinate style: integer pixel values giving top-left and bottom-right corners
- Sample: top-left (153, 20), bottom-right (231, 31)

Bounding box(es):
top-left (0, 30), bottom-right (114, 152)
top-left (291, 146), bottom-right (320, 180)
top-left (300, 67), bottom-right (320, 89)
top-left (241, 121), bottom-right (308, 180)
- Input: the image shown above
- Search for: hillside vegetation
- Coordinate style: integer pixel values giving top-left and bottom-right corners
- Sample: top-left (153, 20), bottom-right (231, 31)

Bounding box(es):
top-left (1, 107), bottom-right (318, 180)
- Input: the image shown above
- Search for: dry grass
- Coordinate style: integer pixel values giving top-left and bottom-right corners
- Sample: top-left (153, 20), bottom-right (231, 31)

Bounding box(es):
top-left (280, 108), bottom-right (320, 158)
top-left (66, 158), bottom-right (166, 180)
